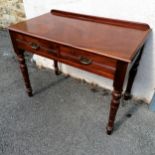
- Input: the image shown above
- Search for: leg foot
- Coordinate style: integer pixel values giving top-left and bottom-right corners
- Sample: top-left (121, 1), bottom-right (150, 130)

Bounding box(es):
top-left (124, 93), bottom-right (132, 100)
top-left (106, 126), bottom-right (113, 135)
top-left (28, 91), bottom-right (33, 97)
top-left (55, 69), bottom-right (61, 75)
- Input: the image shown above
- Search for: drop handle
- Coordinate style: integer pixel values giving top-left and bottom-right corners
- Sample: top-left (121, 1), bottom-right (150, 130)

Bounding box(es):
top-left (79, 56), bottom-right (92, 65)
top-left (30, 43), bottom-right (40, 50)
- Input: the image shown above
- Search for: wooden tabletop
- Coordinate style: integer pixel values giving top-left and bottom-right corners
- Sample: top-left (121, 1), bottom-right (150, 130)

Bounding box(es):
top-left (9, 10), bottom-right (151, 62)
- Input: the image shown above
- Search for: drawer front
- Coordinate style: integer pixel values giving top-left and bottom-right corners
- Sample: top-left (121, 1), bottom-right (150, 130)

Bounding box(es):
top-left (60, 46), bottom-right (117, 79)
top-left (14, 33), bottom-right (59, 58)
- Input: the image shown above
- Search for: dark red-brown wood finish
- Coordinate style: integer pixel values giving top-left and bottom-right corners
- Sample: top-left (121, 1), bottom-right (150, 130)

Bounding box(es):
top-left (8, 10), bottom-right (151, 135)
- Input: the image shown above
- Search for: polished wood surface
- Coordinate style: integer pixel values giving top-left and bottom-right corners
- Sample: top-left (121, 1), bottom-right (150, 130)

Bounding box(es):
top-left (8, 10), bottom-right (151, 135)
top-left (9, 10), bottom-right (151, 62)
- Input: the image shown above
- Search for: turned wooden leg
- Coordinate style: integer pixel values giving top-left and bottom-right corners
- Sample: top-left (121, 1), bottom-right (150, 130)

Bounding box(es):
top-left (54, 60), bottom-right (61, 75)
top-left (124, 45), bottom-right (144, 100)
top-left (16, 50), bottom-right (33, 97)
top-left (106, 90), bottom-right (122, 134)
top-left (106, 61), bottom-right (128, 135)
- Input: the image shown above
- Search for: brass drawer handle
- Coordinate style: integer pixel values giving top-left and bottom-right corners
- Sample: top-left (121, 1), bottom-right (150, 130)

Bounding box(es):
top-left (30, 43), bottom-right (40, 50)
top-left (79, 56), bottom-right (92, 65)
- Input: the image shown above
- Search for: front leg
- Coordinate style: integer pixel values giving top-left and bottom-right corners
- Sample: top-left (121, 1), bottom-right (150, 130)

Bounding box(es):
top-left (16, 49), bottom-right (33, 97)
top-left (106, 61), bottom-right (128, 135)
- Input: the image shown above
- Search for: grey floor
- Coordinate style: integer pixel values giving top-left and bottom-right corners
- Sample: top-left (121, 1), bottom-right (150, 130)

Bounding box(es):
top-left (0, 29), bottom-right (155, 155)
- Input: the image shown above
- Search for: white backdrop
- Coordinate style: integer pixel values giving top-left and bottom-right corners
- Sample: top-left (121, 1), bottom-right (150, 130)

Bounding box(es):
top-left (23, 0), bottom-right (155, 103)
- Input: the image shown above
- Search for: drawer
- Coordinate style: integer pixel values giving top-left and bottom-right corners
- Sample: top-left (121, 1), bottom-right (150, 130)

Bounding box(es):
top-left (60, 46), bottom-right (117, 79)
top-left (14, 33), bottom-right (59, 58)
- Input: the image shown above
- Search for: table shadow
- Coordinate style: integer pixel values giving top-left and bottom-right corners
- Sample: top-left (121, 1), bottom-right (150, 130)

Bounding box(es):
top-left (33, 75), bottom-right (70, 95)
top-left (114, 100), bottom-right (144, 131)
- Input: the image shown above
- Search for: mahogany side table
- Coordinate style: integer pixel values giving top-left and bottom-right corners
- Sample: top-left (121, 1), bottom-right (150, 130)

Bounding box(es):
top-left (8, 10), bottom-right (151, 134)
